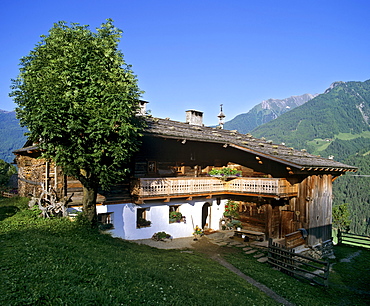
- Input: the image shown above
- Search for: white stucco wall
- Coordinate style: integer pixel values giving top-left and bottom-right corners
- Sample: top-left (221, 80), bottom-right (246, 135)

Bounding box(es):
top-left (99, 197), bottom-right (228, 240)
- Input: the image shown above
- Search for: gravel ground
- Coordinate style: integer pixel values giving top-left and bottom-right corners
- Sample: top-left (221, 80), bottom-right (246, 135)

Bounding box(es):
top-left (133, 236), bottom-right (198, 249)
top-left (132, 231), bottom-right (237, 254)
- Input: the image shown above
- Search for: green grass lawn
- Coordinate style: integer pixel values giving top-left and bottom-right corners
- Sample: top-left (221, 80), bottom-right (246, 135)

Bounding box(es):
top-left (335, 131), bottom-right (370, 140)
top-left (0, 197), bottom-right (277, 306)
top-left (1, 197), bottom-right (369, 305)
top-left (307, 138), bottom-right (332, 154)
top-left (224, 243), bottom-right (370, 305)
top-left (306, 131), bottom-right (370, 155)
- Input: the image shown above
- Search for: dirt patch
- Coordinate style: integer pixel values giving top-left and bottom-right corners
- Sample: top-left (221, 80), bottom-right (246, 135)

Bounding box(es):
top-left (191, 236), bottom-right (239, 257)
top-left (133, 234), bottom-right (240, 260)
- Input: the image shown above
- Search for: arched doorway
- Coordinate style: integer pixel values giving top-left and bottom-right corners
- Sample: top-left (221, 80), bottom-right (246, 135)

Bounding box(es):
top-left (202, 202), bottom-right (211, 229)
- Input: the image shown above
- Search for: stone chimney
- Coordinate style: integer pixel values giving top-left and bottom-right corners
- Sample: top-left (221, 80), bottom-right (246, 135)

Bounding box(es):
top-left (138, 100), bottom-right (148, 116)
top-left (185, 110), bottom-right (203, 126)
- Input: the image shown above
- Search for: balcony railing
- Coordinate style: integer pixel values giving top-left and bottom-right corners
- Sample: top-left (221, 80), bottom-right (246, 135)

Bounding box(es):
top-left (132, 177), bottom-right (298, 198)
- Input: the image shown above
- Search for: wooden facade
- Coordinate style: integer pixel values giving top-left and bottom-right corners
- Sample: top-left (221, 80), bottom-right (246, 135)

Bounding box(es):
top-left (13, 114), bottom-right (357, 246)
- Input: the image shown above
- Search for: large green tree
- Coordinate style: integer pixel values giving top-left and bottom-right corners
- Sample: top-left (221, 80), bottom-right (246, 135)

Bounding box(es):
top-left (10, 20), bottom-right (144, 225)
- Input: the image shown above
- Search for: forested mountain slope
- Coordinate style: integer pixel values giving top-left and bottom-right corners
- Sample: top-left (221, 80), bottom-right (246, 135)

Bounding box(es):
top-left (333, 153), bottom-right (370, 235)
top-left (0, 110), bottom-right (27, 163)
top-left (252, 80), bottom-right (370, 236)
top-left (224, 93), bottom-right (316, 133)
top-left (251, 80), bottom-right (370, 155)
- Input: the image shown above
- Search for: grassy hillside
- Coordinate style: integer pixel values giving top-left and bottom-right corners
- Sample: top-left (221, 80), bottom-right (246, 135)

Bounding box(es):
top-left (0, 110), bottom-right (27, 163)
top-left (0, 197), bottom-right (276, 305)
top-left (1, 197), bottom-right (369, 305)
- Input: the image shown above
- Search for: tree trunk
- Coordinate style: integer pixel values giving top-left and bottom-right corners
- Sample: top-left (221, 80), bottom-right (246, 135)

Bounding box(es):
top-left (82, 184), bottom-right (98, 227)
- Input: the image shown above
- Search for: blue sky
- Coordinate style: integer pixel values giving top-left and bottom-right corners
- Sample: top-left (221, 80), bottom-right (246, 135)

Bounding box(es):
top-left (1, 1), bottom-right (370, 126)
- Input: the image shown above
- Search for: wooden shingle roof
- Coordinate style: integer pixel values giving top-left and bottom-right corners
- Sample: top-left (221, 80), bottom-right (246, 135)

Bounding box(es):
top-left (144, 117), bottom-right (357, 173)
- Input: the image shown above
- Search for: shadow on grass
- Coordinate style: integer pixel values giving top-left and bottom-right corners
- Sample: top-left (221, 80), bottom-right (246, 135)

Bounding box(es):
top-left (0, 205), bottom-right (20, 221)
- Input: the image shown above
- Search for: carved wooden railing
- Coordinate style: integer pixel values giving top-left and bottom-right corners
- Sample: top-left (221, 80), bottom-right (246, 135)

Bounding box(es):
top-left (132, 177), bottom-right (297, 198)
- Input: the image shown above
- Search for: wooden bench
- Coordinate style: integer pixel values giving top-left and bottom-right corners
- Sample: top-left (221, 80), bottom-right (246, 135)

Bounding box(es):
top-left (285, 230), bottom-right (306, 249)
top-left (234, 230), bottom-right (265, 242)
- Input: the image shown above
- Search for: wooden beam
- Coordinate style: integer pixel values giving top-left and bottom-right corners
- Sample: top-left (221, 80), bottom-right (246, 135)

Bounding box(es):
top-left (265, 203), bottom-right (272, 240)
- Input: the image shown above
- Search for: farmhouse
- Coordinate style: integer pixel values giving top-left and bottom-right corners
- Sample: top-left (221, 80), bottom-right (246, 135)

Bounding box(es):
top-left (13, 109), bottom-right (357, 253)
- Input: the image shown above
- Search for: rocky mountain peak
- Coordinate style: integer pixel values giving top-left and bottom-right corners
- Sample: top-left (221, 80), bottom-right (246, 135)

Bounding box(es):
top-left (261, 94), bottom-right (317, 110)
top-left (223, 93), bottom-right (316, 134)
top-left (324, 81), bottom-right (345, 94)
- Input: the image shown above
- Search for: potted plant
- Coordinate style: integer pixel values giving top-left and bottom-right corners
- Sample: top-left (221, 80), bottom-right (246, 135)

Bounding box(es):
top-left (137, 217), bottom-right (151, 228)
top-left (223, 200), bottom-right (240, 218)
top-left (208, 168), bottom-right (242, 180)
top-left (193, 225), bottom-right (204, 240)
top-left (169, 211), bottom-right (182, 223)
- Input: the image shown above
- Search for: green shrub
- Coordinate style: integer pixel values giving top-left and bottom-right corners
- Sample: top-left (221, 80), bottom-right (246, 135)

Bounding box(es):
top-left (152, 231), bottom-right (171, 241)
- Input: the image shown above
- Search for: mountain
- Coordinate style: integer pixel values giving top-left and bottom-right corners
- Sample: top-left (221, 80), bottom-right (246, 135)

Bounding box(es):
top-left (223, 93), bottom-right (317, 133)
top-left (251, 80), bottom-right (370, 155)
top-left (0, 110), bottom-right (27, 163)
top-left (251, 79), bottom-right (370, 236)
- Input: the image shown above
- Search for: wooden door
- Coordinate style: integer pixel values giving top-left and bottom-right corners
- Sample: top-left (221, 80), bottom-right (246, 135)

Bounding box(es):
top-left (281, 210), bottom-right (294, 237)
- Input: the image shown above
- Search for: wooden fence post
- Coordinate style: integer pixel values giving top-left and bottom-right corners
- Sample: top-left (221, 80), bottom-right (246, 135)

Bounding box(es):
top-left (337, 229), bottom-right (342, 245)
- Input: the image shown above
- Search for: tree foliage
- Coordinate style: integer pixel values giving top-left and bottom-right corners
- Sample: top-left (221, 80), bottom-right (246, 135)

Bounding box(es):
top-left (332, 203), bottom-right (351, 231)
top-left (10, 19), bottom-right (145, 224)
top-left (0, 159), bottom-right (16, 188)
top-left (333, 152), bottom-right (370, 236)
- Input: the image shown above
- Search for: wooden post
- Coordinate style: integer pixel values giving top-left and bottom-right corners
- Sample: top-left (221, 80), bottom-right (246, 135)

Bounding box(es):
top-left (265, 203), bottom-right (272, 240)
top-left (267, 238), bottom-right (273, 265)
top-left (337, 229), bottom-right (342, 245)
top-left (45, 161), bottom-right (49, 192)
top-left (324, 264), bottom-right (330, 287)
top-left (54, 166), bottom-right (58, 192)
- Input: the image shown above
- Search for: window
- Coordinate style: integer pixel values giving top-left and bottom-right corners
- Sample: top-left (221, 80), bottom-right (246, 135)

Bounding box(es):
top-left (137, 208), bottom-right (151, 228)
top-left (98, 213), bottom-right (113, 229)
top-left (148, 161), bottom-right (156, 173)
top-left (169, 205), bottom-right (185, 223)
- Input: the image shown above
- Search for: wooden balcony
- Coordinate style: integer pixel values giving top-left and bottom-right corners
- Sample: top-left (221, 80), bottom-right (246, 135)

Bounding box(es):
top-left (132, 177), bottom-right (298, 200)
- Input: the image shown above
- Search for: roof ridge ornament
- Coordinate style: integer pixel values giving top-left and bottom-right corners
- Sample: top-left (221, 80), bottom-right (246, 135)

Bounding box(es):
top-left (218, 104), bottom-right (225, 129)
